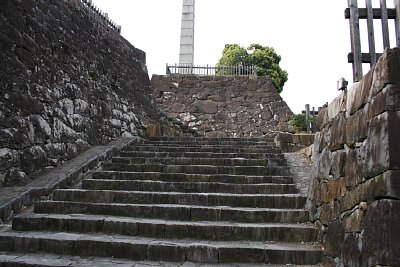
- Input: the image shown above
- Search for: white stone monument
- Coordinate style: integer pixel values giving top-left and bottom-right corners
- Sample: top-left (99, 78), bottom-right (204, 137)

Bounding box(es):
top-left (179, 0), bottom-right (195, 73)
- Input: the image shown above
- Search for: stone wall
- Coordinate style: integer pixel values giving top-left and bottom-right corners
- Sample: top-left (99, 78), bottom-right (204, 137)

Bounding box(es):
top-left (0, 0), bottom-right (157, 186)
top-left (308, 48), bottom-right (400, 267)
top-left (152, 75), bottom-right (293, 137)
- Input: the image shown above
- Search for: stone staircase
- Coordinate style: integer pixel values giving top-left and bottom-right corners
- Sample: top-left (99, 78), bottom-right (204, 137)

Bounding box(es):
top-left (0, 137), bottom-right (323, 266)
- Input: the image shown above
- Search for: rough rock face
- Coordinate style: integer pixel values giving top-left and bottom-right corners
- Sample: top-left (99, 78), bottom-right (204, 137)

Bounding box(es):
top-left (151, 75), bottom-right (293, 137)
top-left (0, 0), bottom-right (157, 186)
top-left (308, 48), bottom-right (400, 267)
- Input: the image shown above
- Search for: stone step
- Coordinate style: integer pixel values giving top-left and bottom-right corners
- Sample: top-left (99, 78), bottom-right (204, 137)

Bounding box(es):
top-left (149, 137), bottom-right (275, 143)
top-left (120, 150), bottom-right (285, 160)
top-left (102, 164), bottom-right (290, 176)
top-left (92, 171), bottom-right (294, 184)
top-left (34, 201), bottom-right (310, 224)
top-left (52, 189), bottom-right (307, 209)
top-left (0, 231), bottom-right (323, 264)
top-left (12, 214), bottom-right (319, 242)
top-left (0, 252), bottom-right (322, 267)
top-left (82, 179), bottom-right (298, 194)
top-left (111, 157), bottom-right (287, 167)
top-left (124, 145), bottom-right (280, 154)
top-left (137, 143), bottom-right (276, 149)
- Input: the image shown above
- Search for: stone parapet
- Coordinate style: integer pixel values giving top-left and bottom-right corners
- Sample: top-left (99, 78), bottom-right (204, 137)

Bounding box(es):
top-left (308, 48), bottom-right (400, 266)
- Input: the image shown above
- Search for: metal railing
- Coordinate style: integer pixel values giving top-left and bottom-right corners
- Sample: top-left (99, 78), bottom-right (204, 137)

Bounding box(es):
top-left (77, 0), bottom-right (121, 33)
top-left (166, 64), bottom-right (257, 76)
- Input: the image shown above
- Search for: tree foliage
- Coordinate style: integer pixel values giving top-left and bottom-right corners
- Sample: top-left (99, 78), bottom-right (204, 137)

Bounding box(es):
top-left (290, 113), bottom-right (316, 133)
top-left (216, 44), bottom-right (288, 93)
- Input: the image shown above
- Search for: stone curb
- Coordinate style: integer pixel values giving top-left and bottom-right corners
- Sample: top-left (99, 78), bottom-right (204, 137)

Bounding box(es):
top-left (0, 137), bottom-right (145, 224)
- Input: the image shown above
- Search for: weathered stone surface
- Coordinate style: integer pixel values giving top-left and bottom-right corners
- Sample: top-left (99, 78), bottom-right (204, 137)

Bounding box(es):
top-left (0, 0), bottom-right (158, 184)
top-left (330, 151), bottom-right (346, 180)
top-left (323, 219), bottom-right (344, 257)
top-left (345, 108), bottom-right (367, 147)
top-left (344, 148), bottom-right (365, 188)
top-left (360, 200), bottom-right (400, 266)
top-left (371, 47), bottom-right (400, 96)
top-left (327, 92), bottom-right (346, 121)
top-left (315, 107), bottom-right (328, 131)
top-left (152, 75), bottom-right (293, 137)
top-left (308, 49), bottom-right (400, 267)
top-left (314, 147), bottom-right (332, 180)
top-left (343, 208), bottom-right (364, 233)
top-left (366, 111), bottom-right (400, 177)
top-left (341, 232), bottom-right (362, 266)
top-left (329, 113), bottom-right (346, 151)
top-left (3, 168), bottom-right (29, 187)
top-left (368, 84), bottom-right (400, 119)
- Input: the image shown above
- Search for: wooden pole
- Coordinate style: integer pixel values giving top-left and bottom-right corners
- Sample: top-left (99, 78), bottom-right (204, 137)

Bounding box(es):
top-left (366, 0), bottom-right (377, 65)
top-left (306, 104), bottom-right (310, 133)
top-left (348, 0), bottom-right (363, 81)
top-left (395, 0), bottom-right (400, 46)
top-left (380, 0), bottom-right (391, 48)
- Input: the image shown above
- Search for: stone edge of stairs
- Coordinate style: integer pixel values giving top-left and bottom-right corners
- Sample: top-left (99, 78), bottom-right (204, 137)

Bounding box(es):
top-left (0, 137), bottom-right (145, 225)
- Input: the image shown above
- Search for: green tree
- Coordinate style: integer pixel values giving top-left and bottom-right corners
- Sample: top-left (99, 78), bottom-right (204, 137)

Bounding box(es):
top-left (216, 44), bottom-right (288, 93)
top-left (290, 113), bottom-right (317, 133)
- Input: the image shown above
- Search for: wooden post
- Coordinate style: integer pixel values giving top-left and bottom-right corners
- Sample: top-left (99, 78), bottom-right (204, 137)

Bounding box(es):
top-left (305, 104), bottom-right (310, 133)
top-left (348, 0), bottom-right (363, 81)
top-left (395, 0), bottom-right (400, 46)
top-left (366, 0), bottom-right (377, 65)
top-left (380, 0), bottom-right (391, 48)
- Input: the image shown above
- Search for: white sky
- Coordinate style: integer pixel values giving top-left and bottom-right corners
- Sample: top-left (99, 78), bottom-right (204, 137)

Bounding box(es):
top-left (91, 0), bottom-right (397, 113)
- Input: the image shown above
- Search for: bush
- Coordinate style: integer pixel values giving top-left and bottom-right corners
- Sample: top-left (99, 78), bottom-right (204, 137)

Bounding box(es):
top-left (290, 114), bottom-right (317, 133)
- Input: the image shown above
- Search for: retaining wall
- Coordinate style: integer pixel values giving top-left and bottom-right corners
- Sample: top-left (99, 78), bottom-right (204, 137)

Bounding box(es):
top-left (308, 48), bottom-right (400, 267)
top-left (152, 75), bottom-right (293, 137)
top-left (0, 0), bottom-right (156, 187)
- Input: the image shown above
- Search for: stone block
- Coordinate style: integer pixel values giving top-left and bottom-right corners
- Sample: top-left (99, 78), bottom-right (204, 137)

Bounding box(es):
top-left (170, 103), bottom-right (185, 113)
top-left (3, 168), bottom-right (29, 187)
top-left (345, 108), bottom-right (367, 147)
top-left (371, 48), bottom-right (400, 96)
top-left (327, 92), bottom-right (346, 121)
top-left (218, 246), bottom-right (265, 263)
top-left (0, 148), bottom-right (20, 172)
top-left (186, 244), bottom-right (219, 263)
top-left (316, 107), bottom-right (328, 131)
top-left (111, 240), bottom-right (147, 260)
top-left (274, 132), bottom-right (293, 144)
top-left (341, 232), bottom-right (362, 266)
top-left (368, 84), bottom-right (400, 119)
top-left (323, 219), bottom-right (345, 257)
top-left (330, 151), bottom-right (346, 180)
top-left (366, 111), bottom-right (400, 177)
top-left (343, 208), bottom-right (364, 233)
top-left (344, 148), bottom-right (365, 188)
top-left (360, 199), bottom-right (400, 266)
top-left (147, 241), bottom-right (186, 262)
top-left (0, 202), bottom-right (12, 223)
top-left (346, 81), bottom-right (361, 116)
top-left (326, 178), bottom-right (346, 203)
top-left (194, 100), bottom-right (218, 114)
top-left (314, 131), bottom-right (328, 153)
top-left (361, 171), bottom-right (400, 200)
top-left (320, 200), bottom-right (340, 225)
top-left (339, 187), bottom-right (363, 213)
top-left (329, 113), bottom-right (347, 151)
top-left (314, 147), bottom-right (332, 180)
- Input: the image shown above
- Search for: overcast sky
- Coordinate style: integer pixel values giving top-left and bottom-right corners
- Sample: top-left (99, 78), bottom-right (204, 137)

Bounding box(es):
top-left (91, 0), bottom-right (397, 113)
